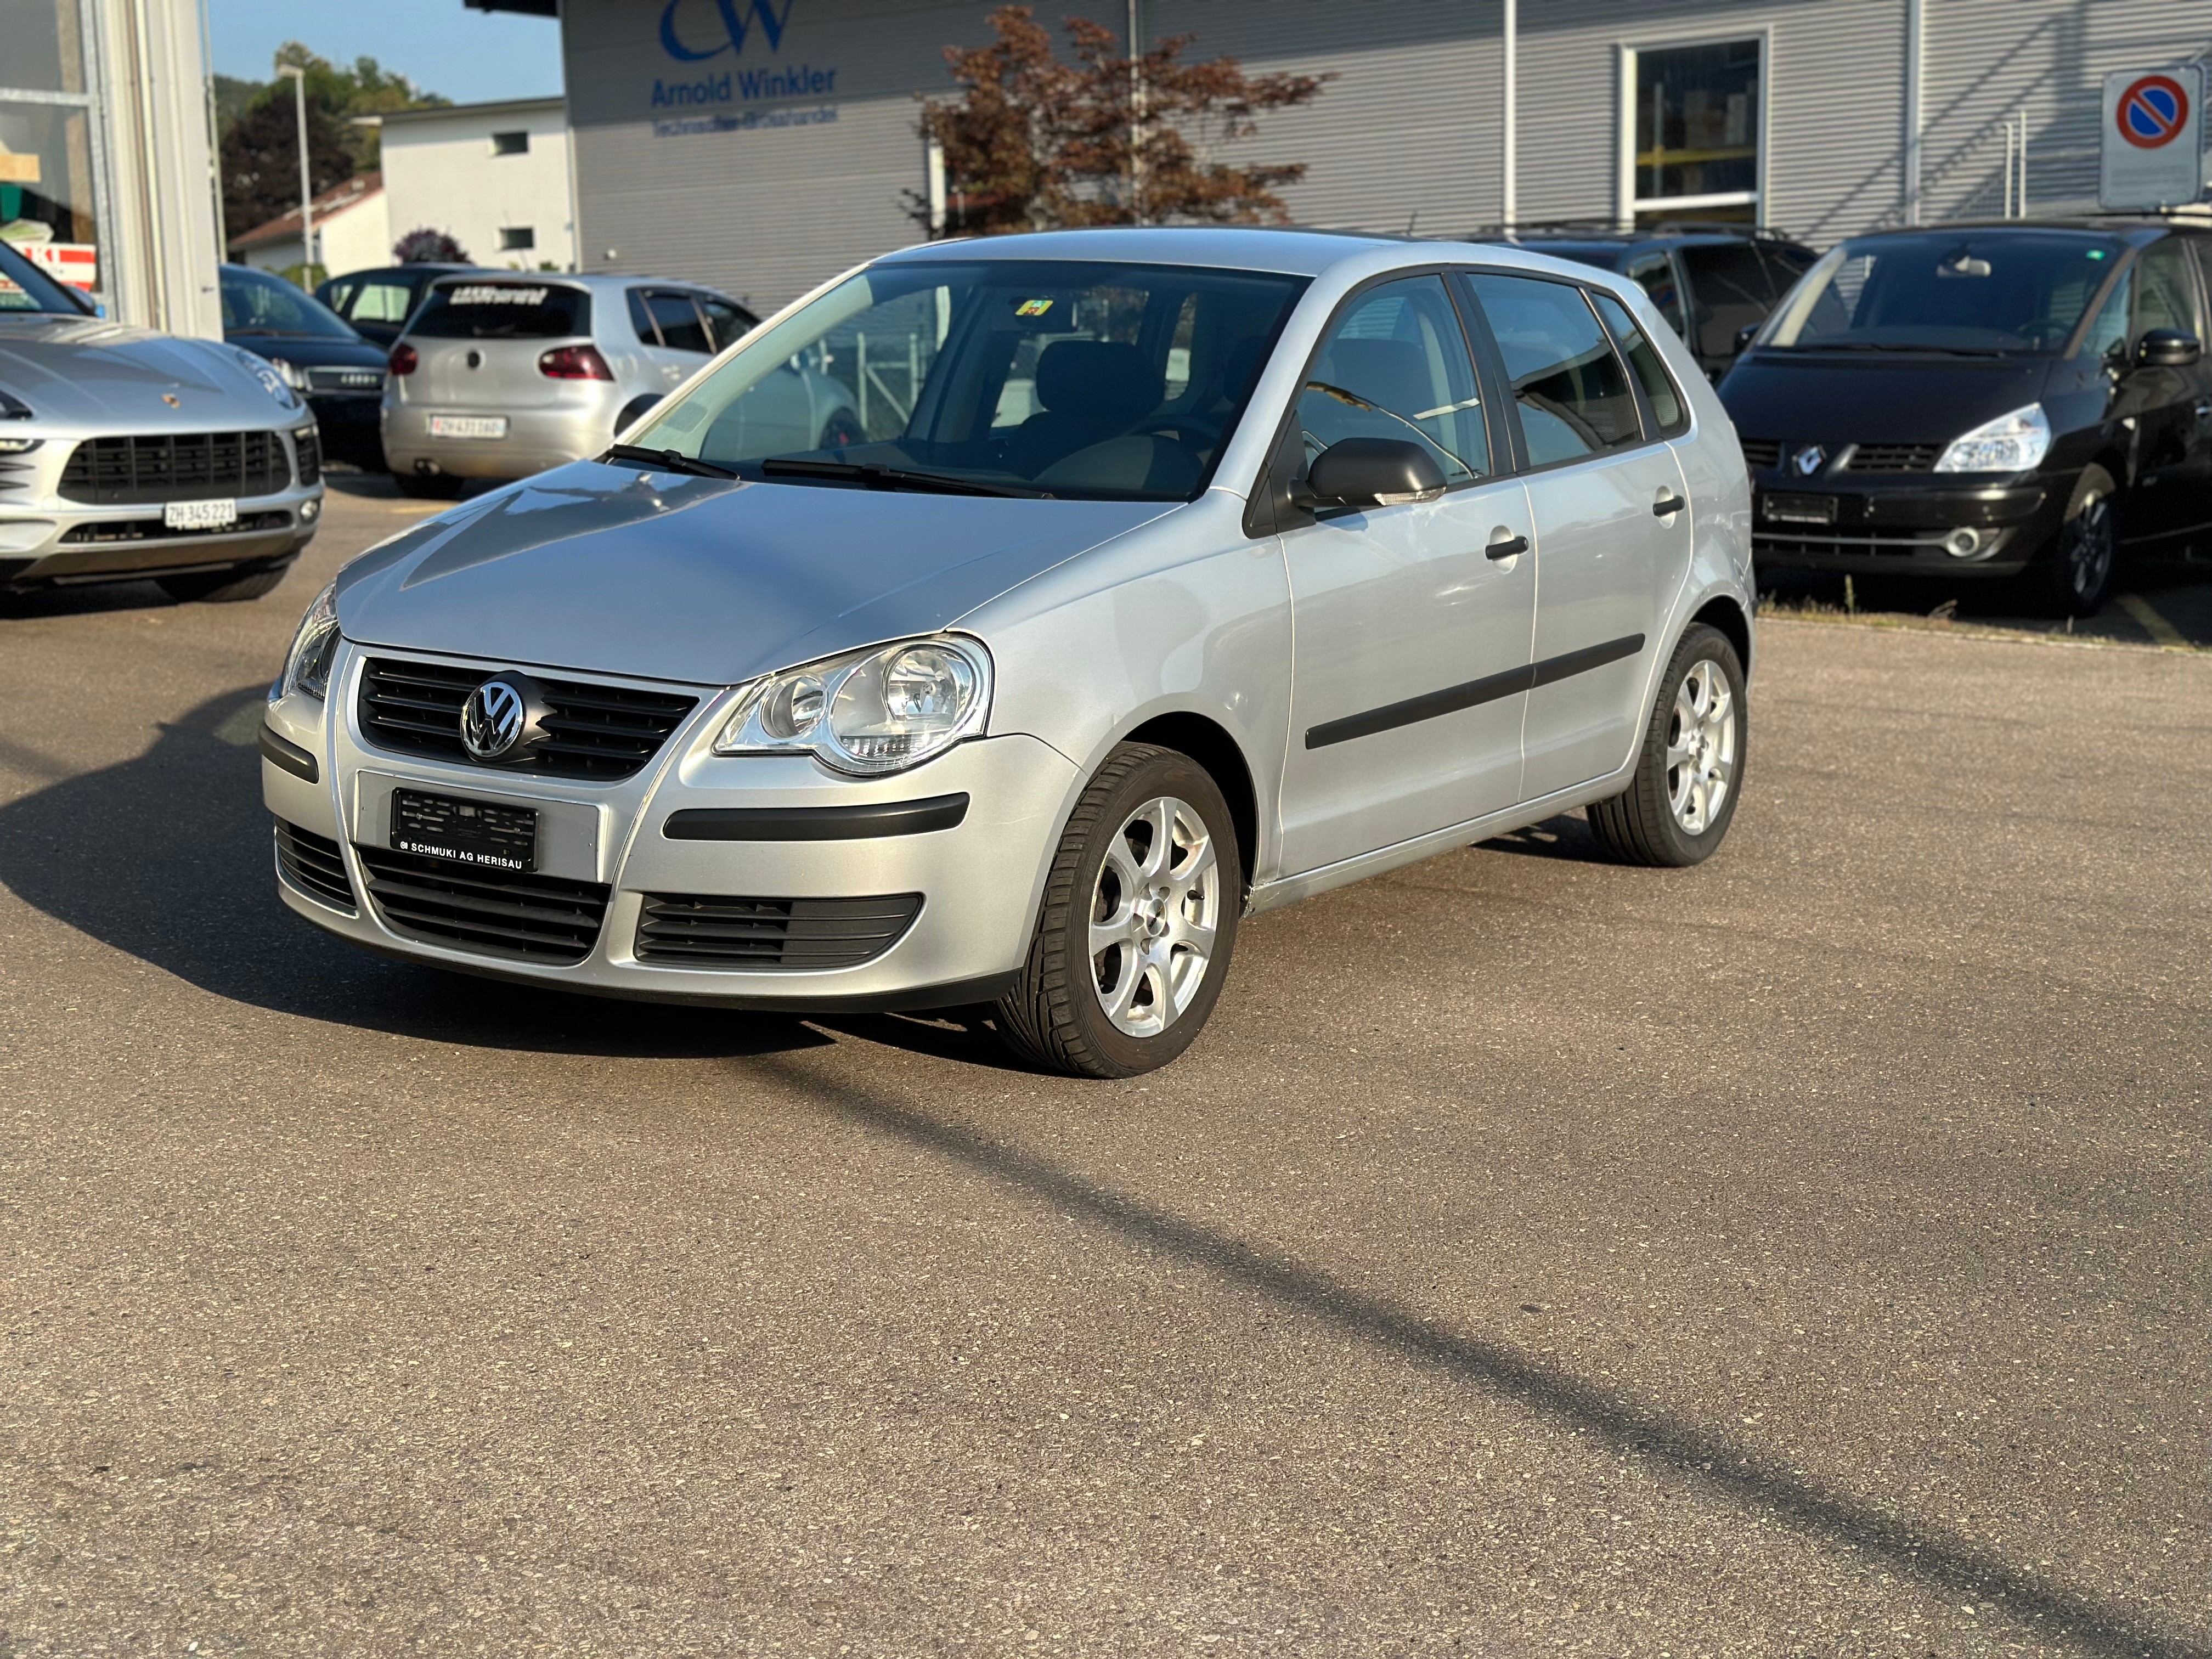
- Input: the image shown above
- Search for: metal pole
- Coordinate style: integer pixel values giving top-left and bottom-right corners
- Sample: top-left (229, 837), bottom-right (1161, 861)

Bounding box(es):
top-left (2001, 116), bottom-right (2014, 218)
top-left (1501, 0), bottom-right (1517, 227)
top-left (279, 63), bottom-right (312, 281)
top-left (2016, 107), bottom-right (2028, 217)
top-left (1127, 0), bottom-right (1144, 225)
top-left (1902, 0), bottom-right (1925, 223)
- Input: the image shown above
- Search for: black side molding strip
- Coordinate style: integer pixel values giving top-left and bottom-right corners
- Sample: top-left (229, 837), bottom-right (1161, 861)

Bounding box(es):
top-left (663, 793), bottom-right (970, 842)
top-left (259, 723), bottom-right (319, 783)
top-left (1305, 633), bottom-right (1645, 750)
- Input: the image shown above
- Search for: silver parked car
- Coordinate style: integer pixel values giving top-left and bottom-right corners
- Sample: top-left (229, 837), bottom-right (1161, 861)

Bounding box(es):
top-left (380, 272), bottom-right (860, 498)
top-left (268, 228), bottom-right (1753, 1076)
top-left (0, 239), bottom-right (323, 602)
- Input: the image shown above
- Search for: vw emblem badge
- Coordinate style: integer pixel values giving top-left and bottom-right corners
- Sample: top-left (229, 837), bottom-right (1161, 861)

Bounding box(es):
top-left (460, 672), bottom-right (539, 761)
top-left (1793, 444), bottom-right (1826, 477)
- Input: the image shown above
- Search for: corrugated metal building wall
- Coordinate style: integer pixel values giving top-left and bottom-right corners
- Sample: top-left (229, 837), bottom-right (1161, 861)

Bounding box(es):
top-left (564, 0), bottom-right (2212, 311)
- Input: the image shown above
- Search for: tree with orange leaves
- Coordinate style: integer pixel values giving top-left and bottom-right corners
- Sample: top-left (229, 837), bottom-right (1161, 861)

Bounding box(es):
top-left (913, 7), bottom-right (1330, 235)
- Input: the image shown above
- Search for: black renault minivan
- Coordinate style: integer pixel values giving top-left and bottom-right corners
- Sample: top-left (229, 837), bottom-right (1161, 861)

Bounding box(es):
top-left (1720, 218), bottom-right (2212, 614)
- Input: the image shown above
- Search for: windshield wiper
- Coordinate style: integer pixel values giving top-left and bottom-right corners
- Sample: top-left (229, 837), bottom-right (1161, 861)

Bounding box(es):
top-left (603, 443), bottom-right (738, 479)
top-left (760, 457), bottom-right (1050, 498)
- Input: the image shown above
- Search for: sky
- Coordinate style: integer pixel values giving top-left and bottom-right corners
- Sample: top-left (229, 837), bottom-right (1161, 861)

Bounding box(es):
top-left (208, 0), bottom-right (565, 104)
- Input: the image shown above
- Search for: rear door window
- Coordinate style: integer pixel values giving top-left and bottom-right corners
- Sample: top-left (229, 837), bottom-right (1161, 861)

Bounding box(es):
top-left (699, 296), bottom-right (756, 351)
top-left (646, 291), bottom-right (712, 353)
top-left (1464, 273), bottom-right (1645, 465)
top-left (1678, 242), bottom-right (1776, 358)
top-left (409, 281), bottom-right (591, 339)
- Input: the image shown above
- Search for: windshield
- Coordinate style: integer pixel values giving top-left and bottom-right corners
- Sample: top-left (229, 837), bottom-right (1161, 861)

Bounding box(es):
top-left (627, 258), bottom-right (1308, 501)
top-left (410, 280), bottom-right (591, 339)
top-left (0, 237), bottom-right (88, 315)
top-left (220, 265), bottom-right (359, 338)
top-left (1758, 231), bottom-right (2125, 354)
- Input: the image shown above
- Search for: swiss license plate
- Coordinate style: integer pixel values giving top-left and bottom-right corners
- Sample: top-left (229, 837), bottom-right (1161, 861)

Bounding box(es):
top-left (429, 415), bottom-right (508, 440)
top-left (391, 788), bottom-right (537, 873)
top-left (163, 498), bottom-right (237, 531)
top-left (1763, 492), bottom-right (1838, 526)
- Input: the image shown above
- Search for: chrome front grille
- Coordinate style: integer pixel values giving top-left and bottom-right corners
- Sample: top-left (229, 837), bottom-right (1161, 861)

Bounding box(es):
top-left (356, 656), bottom-right (699, 782)
top-left (274, 820), bottom-right (356, 911)
top-left (308, 366), bottom-right (384, 393)
top-left (635, 893), bottom-right (923, 969)
top-left (59, 431), bottom-right (290, 504)
top-left (355, 844), bottom-right (610, 963)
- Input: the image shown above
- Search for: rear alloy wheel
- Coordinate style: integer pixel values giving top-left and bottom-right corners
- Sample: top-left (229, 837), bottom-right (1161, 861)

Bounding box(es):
top-left (995, 743), bottom-right (1240, 1078)
top-left (157, 562), bottom-right (292, 603)
top-left (1587, 622), bottom-right (1747, 867)
top-left (2039, 464), bottom-right (2117, 618)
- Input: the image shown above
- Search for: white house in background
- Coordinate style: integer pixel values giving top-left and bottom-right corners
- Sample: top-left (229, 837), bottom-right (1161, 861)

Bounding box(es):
top-left (228, 171), bottom-right (390, 277)
top-left (376, 97), bottom-right (574, 274)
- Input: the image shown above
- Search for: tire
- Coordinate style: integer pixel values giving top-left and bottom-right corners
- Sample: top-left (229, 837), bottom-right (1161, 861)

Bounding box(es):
top-left (995, 743), bottom-right (1242, 1079)
top-left (156, 563), bottom-right (292, 603)
top-left (394, 473), bottom-right (467, 500)
top-left (1587, 622), bottom-right (1747, 868)
top-left (2035, 464), bottom-right (2117, 618)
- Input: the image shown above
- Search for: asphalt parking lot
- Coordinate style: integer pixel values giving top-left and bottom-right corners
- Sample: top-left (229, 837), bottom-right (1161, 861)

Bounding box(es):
top-left (2, 475), bottom-right (2208, 1658)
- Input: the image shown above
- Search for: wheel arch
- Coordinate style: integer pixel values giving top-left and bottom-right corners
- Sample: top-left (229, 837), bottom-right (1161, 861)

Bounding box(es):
top-left (1689, 591), bottom-right (1753, 679)
top-left (1121, 710), bottom-right (1260, 896)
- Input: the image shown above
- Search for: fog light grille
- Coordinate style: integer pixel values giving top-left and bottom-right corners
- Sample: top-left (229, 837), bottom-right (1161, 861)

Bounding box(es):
top-left (635, 893), bottom-right (922, 969)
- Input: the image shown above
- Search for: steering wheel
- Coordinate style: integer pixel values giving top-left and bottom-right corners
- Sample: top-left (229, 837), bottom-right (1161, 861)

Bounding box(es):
top-left (1135, 416), bottom-right (1217, 449)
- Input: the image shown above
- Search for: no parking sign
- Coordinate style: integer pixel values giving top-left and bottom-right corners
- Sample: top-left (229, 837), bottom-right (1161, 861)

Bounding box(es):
top-left (2100, 66), bottom-right (2204, 210)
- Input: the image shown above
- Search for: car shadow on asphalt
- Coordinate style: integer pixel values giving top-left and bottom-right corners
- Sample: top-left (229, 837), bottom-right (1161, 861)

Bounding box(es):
top-left (751, 1052), bottom-right (2206, 1659)
top-left (1478, 811), bottom-right (1603, 860)
top-left (0, 685), bottom-right (828, 1060)
top-left (0, 577), bottom-right (184, 621)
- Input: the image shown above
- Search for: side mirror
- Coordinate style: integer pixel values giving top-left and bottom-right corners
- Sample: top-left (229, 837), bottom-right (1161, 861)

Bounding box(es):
top-left (615, 392), bottom-right (662, 432)
top-left (2134, 329), bottom-right (2201, 369)
top-left (1298, 437), bottom-right (1447, 510)
top-left (1734, 322), bottom-right (1760, 354)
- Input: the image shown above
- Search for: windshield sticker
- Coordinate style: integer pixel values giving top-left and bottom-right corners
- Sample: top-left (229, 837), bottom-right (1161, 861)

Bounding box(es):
top-left (448, 285), bottom-right (551, 306)
top-left (1014, 298), bottom-right (1054, 317)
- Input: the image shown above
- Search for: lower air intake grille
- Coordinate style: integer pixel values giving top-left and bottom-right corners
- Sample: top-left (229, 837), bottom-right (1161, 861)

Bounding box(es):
top-left (636, 892), bottom-right (922, 969)
top-left (294, 427), bottom-right (323, 486)
top-left (1739, 438), bottom-right (1781, 470)
top-left (356, 844), bottom-right (610, 963)
top-left (1846, 442), bottom-right (1940, 473)
top-left (357, 656), bottom-right (698, 782)
top-left (275, 820), bottom-right (356, 911)
top-left (59, 431), bottom-right (289, 504)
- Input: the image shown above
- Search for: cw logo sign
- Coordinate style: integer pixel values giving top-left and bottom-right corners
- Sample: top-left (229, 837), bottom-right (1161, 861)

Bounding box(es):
top-left (659, 0), bottom-right (794, 61)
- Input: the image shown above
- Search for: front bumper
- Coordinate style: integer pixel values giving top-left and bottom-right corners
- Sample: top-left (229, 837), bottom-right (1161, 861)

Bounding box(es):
top-left (262, 644), bottom-right (1079, 1009)
top-left (1751, 471), bottom-right (2063, 578)
top-left (382, 398), bottom-right (618, 481)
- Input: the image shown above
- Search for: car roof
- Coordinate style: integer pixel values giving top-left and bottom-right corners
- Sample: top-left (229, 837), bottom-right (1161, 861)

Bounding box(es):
top-left (1836, 217), bottom-right (2198, 247)
top-left (877, 226), bottom-right (1426, 278)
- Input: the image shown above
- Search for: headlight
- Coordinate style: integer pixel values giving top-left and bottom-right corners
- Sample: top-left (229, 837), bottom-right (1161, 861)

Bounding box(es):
top-left (234, 347), bottom-right (301, 410)
top-left (276, 582), bottom-right (340, 701)
top-left (713, 635), bottom-right (991, 774)
top-left (267, 356), bottom-right (309, 390)
top-left (1934, 403), bottom-right (2050, 473)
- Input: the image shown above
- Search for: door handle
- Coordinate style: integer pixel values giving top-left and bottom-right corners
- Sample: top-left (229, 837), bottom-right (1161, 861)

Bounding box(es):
top-left (2194, 398), bottom-right (2211, 420)
top-left (1485, 533), bottom-right (1529, 561)
top-left (1653, 493), bottom-right (1688, 518)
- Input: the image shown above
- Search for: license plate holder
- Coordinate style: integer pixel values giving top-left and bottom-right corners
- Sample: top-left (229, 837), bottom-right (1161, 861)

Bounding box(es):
top-left (164, 498), bottom-right (238, 531)
top-left (429, 415), bottom-right (509, 440)
top-left (391, 788), bottom-right (537, 873)
top-left (1763, 492), bottom-right (1838, 527)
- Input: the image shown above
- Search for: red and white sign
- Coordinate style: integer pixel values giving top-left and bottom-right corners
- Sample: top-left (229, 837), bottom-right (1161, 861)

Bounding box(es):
top-left (16, 240), bottom-right (98, 291)
top-left (2101, 66), bottom-right (2205, 210)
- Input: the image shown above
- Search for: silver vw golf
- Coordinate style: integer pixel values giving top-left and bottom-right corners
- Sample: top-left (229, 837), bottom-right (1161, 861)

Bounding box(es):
top-left (265, 228), bottom-right (1752, 1076)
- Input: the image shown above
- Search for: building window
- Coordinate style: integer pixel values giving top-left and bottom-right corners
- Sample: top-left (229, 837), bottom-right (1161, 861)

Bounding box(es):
top-left (490, 130), bottom-right (529, 156)
top-left (1624, 39), bottom-right (1761, 227)
top-left (0, 0), bottom-right (105, 298)
top-left (499, 226), bottom-right (535, 251)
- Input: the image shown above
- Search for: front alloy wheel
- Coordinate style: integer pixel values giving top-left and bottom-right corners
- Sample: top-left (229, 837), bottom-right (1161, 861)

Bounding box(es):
top-left (1587, 622), bottom-right (1747, 867)
top-left (2042, 465), bottom-right (2117, 617)
top-left (997, 743), bottom-right (1241, 1077)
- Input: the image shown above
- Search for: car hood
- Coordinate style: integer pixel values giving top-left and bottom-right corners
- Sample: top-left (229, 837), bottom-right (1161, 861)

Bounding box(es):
top-left (334, 460), bottom-right (1170, 686)
top-left (0, 317), bottom-right (297, 428)
top-left (1719, 351), bottom-right (2054, 445)
top-left (228, 333), bottom-right (387, 370)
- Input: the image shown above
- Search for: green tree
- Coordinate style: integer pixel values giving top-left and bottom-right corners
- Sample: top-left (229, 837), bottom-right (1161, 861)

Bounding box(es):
top-left (914, 7), bottom-right (1329, 235)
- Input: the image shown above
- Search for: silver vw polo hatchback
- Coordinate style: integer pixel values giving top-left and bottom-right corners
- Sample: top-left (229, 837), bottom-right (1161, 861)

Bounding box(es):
top-left (266, 228), bottom-right (1752, 1076)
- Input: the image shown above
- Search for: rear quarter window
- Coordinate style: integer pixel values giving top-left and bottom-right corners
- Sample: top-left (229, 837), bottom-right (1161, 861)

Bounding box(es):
top-left (409, 282), bottom-right (591, 339)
